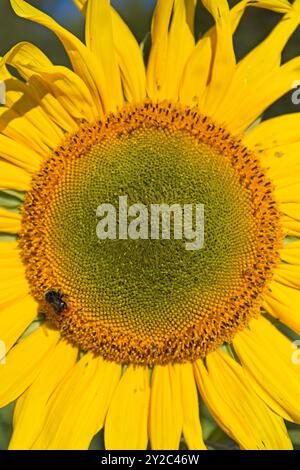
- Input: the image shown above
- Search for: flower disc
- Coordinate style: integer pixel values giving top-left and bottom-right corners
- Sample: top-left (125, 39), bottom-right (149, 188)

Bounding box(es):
top-left (20, 102), bottom-right (282, 365)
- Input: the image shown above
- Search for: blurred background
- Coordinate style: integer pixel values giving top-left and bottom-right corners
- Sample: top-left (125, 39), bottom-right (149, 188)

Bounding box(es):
top-left (0, 0), bottom-right (299, 450)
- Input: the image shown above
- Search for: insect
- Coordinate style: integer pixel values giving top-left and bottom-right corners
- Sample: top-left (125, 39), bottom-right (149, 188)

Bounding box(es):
top-left (44, 290), bottom-right (67, 314)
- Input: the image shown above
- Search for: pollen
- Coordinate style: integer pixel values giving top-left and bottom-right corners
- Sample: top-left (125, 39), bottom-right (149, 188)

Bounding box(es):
top-left (19, 101), bottom-right (282, 366)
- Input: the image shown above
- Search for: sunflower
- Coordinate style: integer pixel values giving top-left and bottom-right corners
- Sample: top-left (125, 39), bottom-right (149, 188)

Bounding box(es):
top-left (0, 0), bottom-right (300, 451)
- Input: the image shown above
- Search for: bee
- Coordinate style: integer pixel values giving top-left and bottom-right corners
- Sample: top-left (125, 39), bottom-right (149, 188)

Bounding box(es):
top-left (44, 290), bottom-right (67, 314)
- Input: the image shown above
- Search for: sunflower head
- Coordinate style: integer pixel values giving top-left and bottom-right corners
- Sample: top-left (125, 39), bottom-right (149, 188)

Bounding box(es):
top-left (19, 100), bottom-right (283, 365)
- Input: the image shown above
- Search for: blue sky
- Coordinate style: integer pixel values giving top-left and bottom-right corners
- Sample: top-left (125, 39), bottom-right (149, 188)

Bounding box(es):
top-left (42, 0), bottom-right (156, 21)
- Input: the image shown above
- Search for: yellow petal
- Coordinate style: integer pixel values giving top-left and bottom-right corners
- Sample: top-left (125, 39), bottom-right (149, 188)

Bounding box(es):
top-left (0, 263), bottom-right (25, 282)
top-left (149, 364), bottom-right (183, 450)
top-left (86, 0), bottom-right (123, 110)
top-left (0, 244), bottom-right (22, 275)
top-left (32, 354), bottom-right (121, 450)
top-left (272, 177), bottom-right (300, 232)
top-left (147, 0), bottom-right (196, 99)
top-left (0, 64), bottom-right (63, 149)
top-left (0, 160), bottom-right (31, 191)
top-left (0, 274), bottom-right (30, 307)
top-left (161, 0), bottom-right (195, 100)
top-left (105, 365), bottom-right (150, 450)
top-left (214, 5), bottom-right (300, 124)
top-left (256, 144), bottom-right (300, 192)
top-left (0, 132), bottom-right (41, 172)
top-left (4, 78), bottom-right (64, 148)
top-left (233, 316), bottom-right (300, 423)
top-left (27, 75), bottom-right (78, 133)
top-left (32, 66), bottom-right (98, 122)
top-left (1, 42), bottom-right (98, 122)
top-left (0, 107), bottom-right (49, 158)
top-left (72, 0), bottom-right (86, 12)
top-left (281, 203), bottom-right (300, 220)
top-left (0, 241), bottom-right (21, 267)
top-left (0, 325), bottom-right (59, 408)
top-left (0, 240), bottom-right (20, 259)
top-left (180, 0), bottom-right (291, 107)
top-left (281, 215), bottom-right (300, 237)
top-left (0, 41), bottom-right (52, 81)
top-left (264, 279), bottom-right (300, 334)
top-left (229, 0), bottom-right (292, 26)
top-left (0, 264), bottom-right (24, 279)
top-left (111, 8), bottom-right (146, 102)
top-left (280, 240), bottom-right (300, 265)
top-left (247, 136), bottom-right (300, 186)
top-left (71, 0), bottom-right (147, 101)
top-left (0, 208), bottom-right (21, 233)
top-left (147, 0), bottom-right (175, 99)
top-left (9, 340), bottom-right (78, 450)
top-left (253, 0), bottom-right (293, 13)
top-left (184, 0), bottom-right (197, 33)
top-left (179, 36), bottom-right (213, 107)
top-left (244, 113), bottom-right (300, 150)
top-left (224, 57), bottom-right (300, 134)
top-left (275, 174), bottom-right (300, 202)
top-left (176, 362), bottom-right (206, 450)
top-left (194, 351), bottom-right (292, 449)
top-left (0, 294), bottom-right (37, 360)
top-left (10, 0), bottom-right (106, 115)
top-left (201, 0), bottom-right (236, 116)
top-left (274, 264), bottom-right (300, 289)
top-left (229, 0), bottom-right (256, 32)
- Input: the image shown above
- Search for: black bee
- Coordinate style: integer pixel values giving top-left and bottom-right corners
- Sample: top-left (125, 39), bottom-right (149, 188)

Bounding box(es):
top-left (44, 290), bottom-right (67, 314)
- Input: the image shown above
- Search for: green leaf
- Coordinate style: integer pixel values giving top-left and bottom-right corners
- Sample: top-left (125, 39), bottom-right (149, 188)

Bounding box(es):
top-left (0, 190), bottom-right (24, 211)
top-left (289, 429), bottom-right (300, 447)
top-left (0, 233), bottom-right (17, 241)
